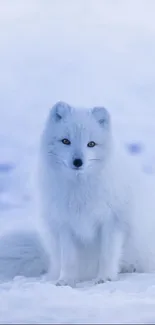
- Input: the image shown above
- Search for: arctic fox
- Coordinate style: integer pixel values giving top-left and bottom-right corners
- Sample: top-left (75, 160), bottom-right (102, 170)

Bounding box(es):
top-left (36, 101), bottom-right (132, 286)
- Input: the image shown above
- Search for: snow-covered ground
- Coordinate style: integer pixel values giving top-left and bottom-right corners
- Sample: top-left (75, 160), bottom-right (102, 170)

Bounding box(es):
top-left (0, 0), bottom-right (155, 323)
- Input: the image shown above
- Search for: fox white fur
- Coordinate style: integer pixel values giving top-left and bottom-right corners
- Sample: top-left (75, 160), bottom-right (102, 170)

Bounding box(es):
top-left (34, 101), bottom-right (135, 287)
top-left (1, 102), bottom-right (155, 283)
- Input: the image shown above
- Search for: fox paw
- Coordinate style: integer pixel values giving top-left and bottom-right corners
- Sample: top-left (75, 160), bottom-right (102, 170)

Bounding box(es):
top-left (56, 278), bottom-right (76, 288)
top-left (95, 277), bottom-right (112, 285)
top-left (95, 272), bottom-right (118, 285)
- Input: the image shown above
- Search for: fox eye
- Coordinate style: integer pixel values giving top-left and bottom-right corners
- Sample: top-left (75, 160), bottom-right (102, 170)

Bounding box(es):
top-left (87, 141), bottom-right (96, 148)
top-left (61, 138), bottom-right (71, 145)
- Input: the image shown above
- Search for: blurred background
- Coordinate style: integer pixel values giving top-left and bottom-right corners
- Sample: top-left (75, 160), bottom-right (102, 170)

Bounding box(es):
top-left (0, 2), bottom-right (155, 322)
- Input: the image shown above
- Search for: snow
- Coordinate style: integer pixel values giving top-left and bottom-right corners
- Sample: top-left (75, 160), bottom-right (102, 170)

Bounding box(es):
top-left (0, 0), bottom-right (155, 323)
top-left (0, 274), bottom-right (155, 324)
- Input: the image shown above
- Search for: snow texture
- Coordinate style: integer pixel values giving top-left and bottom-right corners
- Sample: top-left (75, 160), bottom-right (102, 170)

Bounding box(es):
top-left (0, 0), bottom-right (155, 323)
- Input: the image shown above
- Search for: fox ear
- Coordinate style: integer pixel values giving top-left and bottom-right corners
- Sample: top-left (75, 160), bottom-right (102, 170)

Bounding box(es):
top-left (51, 101), bottom-right (72, 121)
top-left (92, 106), bottom-right (110, 128)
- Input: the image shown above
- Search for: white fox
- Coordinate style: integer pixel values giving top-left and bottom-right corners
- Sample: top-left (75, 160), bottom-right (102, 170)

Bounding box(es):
top-left (36, 101), bottom-right (133, 287)
top-left (1, 102), bottom-right (155, 284)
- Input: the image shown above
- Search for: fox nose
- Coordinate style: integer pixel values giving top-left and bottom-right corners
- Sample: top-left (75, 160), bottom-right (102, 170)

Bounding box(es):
top-left (73, 158), bottom-right (83, 168)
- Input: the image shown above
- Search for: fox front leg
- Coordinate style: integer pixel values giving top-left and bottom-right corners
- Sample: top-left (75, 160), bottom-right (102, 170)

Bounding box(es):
top-left (56, 227), bottom-right (78, 287)
top-left (96, 223), bottom-right (124, 284)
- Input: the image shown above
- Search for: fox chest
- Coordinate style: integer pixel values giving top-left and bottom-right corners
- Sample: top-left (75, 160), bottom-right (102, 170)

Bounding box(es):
top-left (55, 187), bottom-right (111, 241)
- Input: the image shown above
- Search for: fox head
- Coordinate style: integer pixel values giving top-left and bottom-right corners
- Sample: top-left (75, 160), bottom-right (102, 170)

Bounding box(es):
top-left (41, 101), bottom-right (112, 177)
